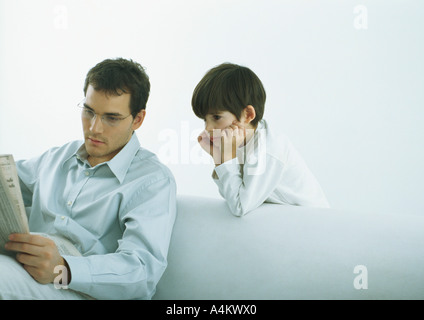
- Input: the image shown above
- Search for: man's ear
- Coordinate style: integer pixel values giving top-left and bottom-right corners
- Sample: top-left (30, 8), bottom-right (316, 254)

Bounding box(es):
top-left (132, 110), bottom-right (146, 131)
top-left (242, 105), bottom-right (256, 124)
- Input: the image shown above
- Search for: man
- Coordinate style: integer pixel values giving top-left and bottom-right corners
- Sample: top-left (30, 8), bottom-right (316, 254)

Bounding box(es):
top-left (0, 58), bottom-right (177, 299)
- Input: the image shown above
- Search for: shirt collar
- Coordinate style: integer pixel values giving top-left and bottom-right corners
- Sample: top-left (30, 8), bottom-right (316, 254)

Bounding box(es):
top-left (64, 133), bottom-right (141, 184)
top-left (236, 119), bottom-right (265, 159)
top-left (106, 133), bottom-right (141, 184)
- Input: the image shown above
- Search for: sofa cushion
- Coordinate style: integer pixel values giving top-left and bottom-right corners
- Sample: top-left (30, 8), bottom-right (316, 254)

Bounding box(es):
top-left (153, 195), bottom-right (424, 299)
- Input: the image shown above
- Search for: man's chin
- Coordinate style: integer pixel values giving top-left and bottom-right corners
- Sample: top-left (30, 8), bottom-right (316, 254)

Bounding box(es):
top-left (85, 143), bottom-right (105, 157)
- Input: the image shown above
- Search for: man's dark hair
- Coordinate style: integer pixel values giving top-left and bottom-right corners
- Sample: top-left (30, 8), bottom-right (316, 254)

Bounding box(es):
top-left (83, 57), bottom-right (150, 118)
top-left (191, 63), bottom-right (266, 126)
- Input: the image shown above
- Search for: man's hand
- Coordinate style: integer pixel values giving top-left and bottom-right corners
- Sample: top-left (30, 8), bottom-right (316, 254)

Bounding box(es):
top-left (5, 233), bottom-right (66, 284)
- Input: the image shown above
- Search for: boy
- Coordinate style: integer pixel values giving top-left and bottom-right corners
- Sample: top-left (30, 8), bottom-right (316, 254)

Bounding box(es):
top-left (192, 62), bottom-right (329, 217)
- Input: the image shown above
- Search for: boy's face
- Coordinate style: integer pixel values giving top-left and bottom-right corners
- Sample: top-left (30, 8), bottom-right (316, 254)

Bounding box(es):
top-left (204, 111), bottom-right (239, 132)
top-left (203, 110), bottom-right (254, 145)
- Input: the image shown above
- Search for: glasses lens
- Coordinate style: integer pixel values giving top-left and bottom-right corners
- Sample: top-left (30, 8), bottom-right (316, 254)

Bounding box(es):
top-left (78, 101), bottom-right (129, 127)
top-left (104, 116), bottom-right (121, 127)
top-left (81, 108), bottom-right (95, 120)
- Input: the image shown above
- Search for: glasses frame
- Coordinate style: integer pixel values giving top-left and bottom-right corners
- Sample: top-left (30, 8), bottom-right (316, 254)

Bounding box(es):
top-left (77, 99), bottom-right (132, 128)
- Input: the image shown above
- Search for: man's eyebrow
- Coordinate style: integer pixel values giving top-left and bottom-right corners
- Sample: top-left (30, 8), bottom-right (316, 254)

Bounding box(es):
top-left (83, 103), bottom-right (124, 117)
top-left (83, 103), bottom-right (93, 110)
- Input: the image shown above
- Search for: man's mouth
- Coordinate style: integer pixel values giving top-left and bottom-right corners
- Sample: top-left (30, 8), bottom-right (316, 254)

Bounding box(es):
top-left (88, 137), bottom-right (105, 145)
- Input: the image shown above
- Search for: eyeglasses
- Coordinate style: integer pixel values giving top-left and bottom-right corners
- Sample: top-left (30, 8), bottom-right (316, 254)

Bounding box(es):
top-left (77, 99), bottom-right (132, 127)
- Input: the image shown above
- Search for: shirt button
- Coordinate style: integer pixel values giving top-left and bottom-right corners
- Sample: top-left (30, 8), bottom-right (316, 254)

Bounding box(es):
top-left (67, 201), bottom-right (72, 206)
top-left (61, 216), bottom-right (65, 220)
top-left (85, 171), bottom-right (90, 176)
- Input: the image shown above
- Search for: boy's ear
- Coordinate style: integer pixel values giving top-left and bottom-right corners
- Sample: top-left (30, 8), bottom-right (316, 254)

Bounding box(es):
top-left (242, 105), bottom-right (256, 124)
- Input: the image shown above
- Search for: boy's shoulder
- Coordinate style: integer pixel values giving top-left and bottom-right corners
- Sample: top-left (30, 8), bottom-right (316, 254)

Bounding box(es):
top-left (257, 119), bottom-right (303, 166)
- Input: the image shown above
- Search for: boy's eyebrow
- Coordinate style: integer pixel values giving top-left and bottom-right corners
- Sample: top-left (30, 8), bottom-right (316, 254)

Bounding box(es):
top-left (83, 103), bottom-right (124, 117)
top-left (206, 111), bottom-right (224, 116)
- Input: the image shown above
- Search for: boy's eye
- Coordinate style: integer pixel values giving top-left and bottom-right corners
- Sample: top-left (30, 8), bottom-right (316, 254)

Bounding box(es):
top-left (212, 115), bottom-right (221, 121)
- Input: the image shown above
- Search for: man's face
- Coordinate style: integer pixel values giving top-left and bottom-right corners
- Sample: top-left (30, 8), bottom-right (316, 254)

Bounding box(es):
top-left (82, 85), bottom-right (144, 166)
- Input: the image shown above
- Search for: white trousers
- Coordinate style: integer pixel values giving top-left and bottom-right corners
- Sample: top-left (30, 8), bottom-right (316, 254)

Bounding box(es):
top-left (0, 254), bottom-right (89, 300)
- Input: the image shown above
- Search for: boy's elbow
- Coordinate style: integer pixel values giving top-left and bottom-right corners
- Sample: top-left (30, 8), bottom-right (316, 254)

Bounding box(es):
top-left (231, 209), bottom-right (247, 217)
top-left (228, 203), bottom-right (251, 217)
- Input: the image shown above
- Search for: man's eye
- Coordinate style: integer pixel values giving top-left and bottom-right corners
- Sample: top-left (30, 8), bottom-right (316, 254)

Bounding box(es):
top-left (106, 116), bottom-right (120, 123)
top-left (83, 109), bottom-right (95, 117)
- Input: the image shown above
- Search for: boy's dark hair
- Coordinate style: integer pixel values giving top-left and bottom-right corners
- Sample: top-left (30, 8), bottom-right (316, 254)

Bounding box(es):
top-left (83, 57), bottom-right (150, 118)
top-left (192, 63), bottom-right (266, 126)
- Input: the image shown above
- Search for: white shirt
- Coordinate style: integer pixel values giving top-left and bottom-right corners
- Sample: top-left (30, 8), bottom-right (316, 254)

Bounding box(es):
top-left (213, 119), bottom-right (330, 216)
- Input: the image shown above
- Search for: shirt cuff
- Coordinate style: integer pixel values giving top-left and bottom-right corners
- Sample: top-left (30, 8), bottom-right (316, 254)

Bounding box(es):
top-left (62, 255), bottom-right (92, 293)
top-left (214, 158), bottom-right (240, 178)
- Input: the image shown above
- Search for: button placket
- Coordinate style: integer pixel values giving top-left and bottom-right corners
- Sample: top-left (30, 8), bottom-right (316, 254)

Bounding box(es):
top-left (65, 168), bottom-right (93, 217)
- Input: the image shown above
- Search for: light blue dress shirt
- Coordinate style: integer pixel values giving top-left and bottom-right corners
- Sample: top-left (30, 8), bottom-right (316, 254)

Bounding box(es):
top-left (16, 133), bottom-right (177, 299)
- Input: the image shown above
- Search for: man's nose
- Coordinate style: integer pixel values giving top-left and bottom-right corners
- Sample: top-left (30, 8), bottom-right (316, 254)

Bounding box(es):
top-left (90, 115), bottom-right (104, 133)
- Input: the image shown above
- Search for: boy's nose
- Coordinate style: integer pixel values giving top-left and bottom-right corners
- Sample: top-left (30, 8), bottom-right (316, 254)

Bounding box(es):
top-left (205, 121), bottom-right (216, 133)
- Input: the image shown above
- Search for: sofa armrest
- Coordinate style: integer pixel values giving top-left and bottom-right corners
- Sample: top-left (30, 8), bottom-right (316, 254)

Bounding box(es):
top-left (154, 195), bottom-right (424, 299)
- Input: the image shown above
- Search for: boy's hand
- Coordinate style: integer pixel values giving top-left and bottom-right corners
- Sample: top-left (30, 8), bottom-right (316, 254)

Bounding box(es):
top-left (198, 129), bottom-right (222, 164)
top-left (197, 121), bottom-right (246, 165)
top-left (220, 121), bottom-right (246, 163)
top-left (5, 233), bottom-right (66, 284)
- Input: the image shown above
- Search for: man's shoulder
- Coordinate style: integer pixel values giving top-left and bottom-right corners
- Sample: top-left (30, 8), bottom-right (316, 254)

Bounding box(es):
top-left (131, 147), bottom-right (175, 182)
top-left (42, 140), bottom-right (83, 161)
top-left (19, 140), bottom-right (82, 165)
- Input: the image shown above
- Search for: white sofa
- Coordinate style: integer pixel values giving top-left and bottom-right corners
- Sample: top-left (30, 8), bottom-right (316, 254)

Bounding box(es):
top-left (153, 195), bottom-right (424, 300)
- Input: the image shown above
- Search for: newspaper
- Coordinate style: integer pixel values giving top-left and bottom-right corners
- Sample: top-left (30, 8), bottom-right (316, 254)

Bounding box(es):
top-left (0, 154), bottom-right (81, 257)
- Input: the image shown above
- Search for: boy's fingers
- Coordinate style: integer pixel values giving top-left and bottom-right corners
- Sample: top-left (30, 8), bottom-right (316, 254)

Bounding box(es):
top-left (222, 128), bottom-right (234, 138)
top-left (198, 129), bottom-right (208, 137)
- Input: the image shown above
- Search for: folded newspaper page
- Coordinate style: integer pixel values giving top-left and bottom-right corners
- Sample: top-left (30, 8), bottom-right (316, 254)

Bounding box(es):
top-left (0, 154), bottom-right (81, 256)
top-left (0, 154), bottom-right (30, 254)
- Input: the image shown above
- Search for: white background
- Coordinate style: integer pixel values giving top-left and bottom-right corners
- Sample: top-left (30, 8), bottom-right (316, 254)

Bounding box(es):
top-left (0, 0), bottom-right (423, 215)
